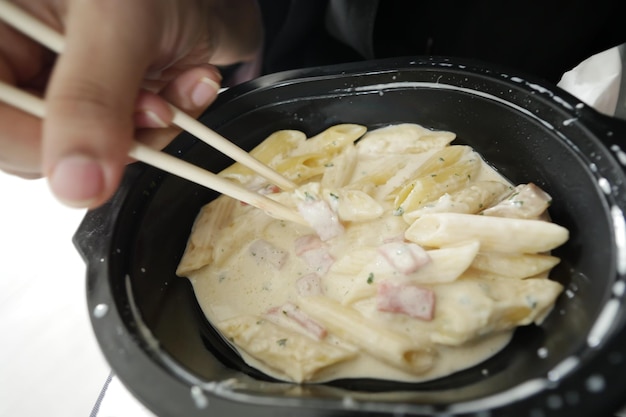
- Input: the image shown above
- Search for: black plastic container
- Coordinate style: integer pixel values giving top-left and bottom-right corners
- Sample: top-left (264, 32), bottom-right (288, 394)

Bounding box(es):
top-left (74, 57), bottom-right (626, 417)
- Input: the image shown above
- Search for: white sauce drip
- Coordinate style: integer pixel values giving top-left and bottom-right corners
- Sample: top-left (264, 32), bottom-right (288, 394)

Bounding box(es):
top-left (587, 298), bottom-right (621, 348)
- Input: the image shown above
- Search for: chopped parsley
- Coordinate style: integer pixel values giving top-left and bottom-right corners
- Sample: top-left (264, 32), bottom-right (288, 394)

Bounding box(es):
top-left (367, 272), bottom-right (375, 284)
top-left (277, 338), bottom-right (288, 347)
top-left (393, 207), bottom-right (405, 216)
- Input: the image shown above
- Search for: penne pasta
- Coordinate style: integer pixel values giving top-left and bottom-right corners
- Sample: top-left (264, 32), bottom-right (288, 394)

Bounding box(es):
top-left (356, 123), bottom-right (456, 155)
top-left (410, 145), bottom-right (472, 179)
top-left (429, 277), bottom-right (563, 346)
top-left (393, 152), bottom-right (482, 214)
top-left (405, 212), bottom-right (569, 253)
top-left (469, 251), bottom-right (561, 280)
top-left (297, 296), bottom-right (435, 375)
top-left (176, 197), bottom-right (237, 276)
top-left (323, 188), bottom-right (384, 222)
top-left (220, 129), bottom-right (306, 182)
top-left (321, 145), bottom-right (358, 188)
top-left (217, 315), bottom-right (356, 383)
top-left (338, 240), bottom-right (479, 304)
top-left (292, 124), bottom-right (366, 157)
top-left (403, 180), bottom-right (510, 223)
top-left (410, 240), bottom-right (480, 283)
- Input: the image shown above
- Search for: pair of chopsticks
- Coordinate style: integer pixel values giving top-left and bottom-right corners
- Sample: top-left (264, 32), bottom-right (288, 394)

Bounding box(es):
top-left (0, 2), bottom-right (306, 225)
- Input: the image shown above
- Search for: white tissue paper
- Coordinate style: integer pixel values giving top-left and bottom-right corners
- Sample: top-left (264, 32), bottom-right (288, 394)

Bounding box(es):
top-left (558, 45), bottom-right (623, 117)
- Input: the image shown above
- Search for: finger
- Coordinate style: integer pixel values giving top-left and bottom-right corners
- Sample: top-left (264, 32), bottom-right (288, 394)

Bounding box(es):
top-left (0, 21), bottom-right (48, 85)
top-left (0, 103), bottom-right (42, 177)
top-left (0, 54), bottom-right (42, 177)
top-left (160, 64), bottom-right (221, 115)
top-left (43, 0), bottom-right (158, 208)
top-left (134, 65), bottom-right (221, 150)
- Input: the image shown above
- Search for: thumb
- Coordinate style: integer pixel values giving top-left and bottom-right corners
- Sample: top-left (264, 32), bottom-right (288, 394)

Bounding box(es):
top-left (43, 1), bottom-right (156, 208)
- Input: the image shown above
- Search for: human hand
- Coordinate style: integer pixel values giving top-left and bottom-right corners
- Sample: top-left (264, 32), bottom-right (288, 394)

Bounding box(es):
top-left (0, 0), bottom-right (262, 208)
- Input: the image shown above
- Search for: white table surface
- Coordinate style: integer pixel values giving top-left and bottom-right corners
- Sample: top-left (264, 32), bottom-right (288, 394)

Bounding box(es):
top-left (0, 173), bottom-right (111, 417)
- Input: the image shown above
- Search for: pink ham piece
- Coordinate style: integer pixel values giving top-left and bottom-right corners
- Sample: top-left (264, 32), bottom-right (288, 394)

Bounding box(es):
top-left (482, 183), bottom-right (552, 219)
top-left (294, 234), bottom-right (335, 275)
top-left (266, 303), bottom-right (327, 340)
top-left (297, 199), bottom-right (344, 241)
top-left (258, 184), bottom-right (281, 195)
top-left (296, 273), bottom-right (323, 296)
top-left (377, 281), bottom-right (435, 321)
top-left (248, 239), bottom-right (288, 269)
top-left (377, 241), bottom-right (431, 275)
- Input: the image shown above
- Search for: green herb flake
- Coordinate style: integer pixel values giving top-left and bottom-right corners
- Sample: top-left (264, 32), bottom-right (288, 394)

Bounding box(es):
top-left (329, 192), bottom-right (340, 200)
top-left (277, 338), bottom-right (288, 347)
top-left (367, 273), bottom-right (375, 284)
top-left (393, 207), bottom-right (405, 216)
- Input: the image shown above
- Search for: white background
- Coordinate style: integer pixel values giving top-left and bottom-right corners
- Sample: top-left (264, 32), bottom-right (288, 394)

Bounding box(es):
top-left (0, 172), bottom-right (110, 417)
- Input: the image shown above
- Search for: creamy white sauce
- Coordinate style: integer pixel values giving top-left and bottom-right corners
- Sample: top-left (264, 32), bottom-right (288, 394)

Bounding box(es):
top-left (179, 124), bottom-right (565, 384)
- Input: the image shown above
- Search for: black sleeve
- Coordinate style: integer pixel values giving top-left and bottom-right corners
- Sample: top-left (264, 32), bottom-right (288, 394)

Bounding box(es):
top-left (257, 0), bottom-right (626, 84)
top-left (257, 0), bottom-right (367, 74)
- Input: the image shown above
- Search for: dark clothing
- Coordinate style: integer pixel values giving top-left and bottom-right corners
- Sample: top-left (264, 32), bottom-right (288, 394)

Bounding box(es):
top-left (257, 0), bottom-right (625, 84)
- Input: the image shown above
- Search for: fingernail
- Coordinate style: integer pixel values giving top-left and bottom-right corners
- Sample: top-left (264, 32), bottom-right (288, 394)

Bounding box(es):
top-left (49, 154), bottom-right (104, 207)
top-left (191, 77), bottom-right (219, 107)
top-left (134, 109), bottom-right (169, 128)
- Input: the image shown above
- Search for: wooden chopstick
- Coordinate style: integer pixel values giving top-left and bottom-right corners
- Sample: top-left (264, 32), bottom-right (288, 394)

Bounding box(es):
top-left (0, 81), bottom-right (307, 225)
top-left (0, 1), bottom-right (297, 192)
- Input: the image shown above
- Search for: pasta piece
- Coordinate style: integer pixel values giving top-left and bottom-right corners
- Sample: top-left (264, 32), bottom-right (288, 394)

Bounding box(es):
top-left (217, 315), bottom-right (355, 383)
top-left (393, 152), bottom-right (482, 214)
top-left (469, 252), bottom-right (561, 280)
top-left (410, 240), bottom-right (480, 283)
top-left (405, 213), bottom-right (569, 254)
top-left (265, 303), bottom-right (327, 340)
top-left (348, 158), bottom-right (410, 196)
top-left (338, 241), bottom-right (479, 305)
top-left (356, 123), bottom-right (456, 155)
top-left (324, 188), bottom-right (384, 222)
top-left (274, 152), bottom-right (328, 183)
top-left (410, 145), bottom-right (472, 179)
top-left (403, 181), bottom-right (510, 223)
top-left (220, 129), bottom-right (306, 181)
top-left (212, 206), bottom-right (277, 269)
top-left (292, 124), bottom-right (366, 157)
top-left (298, 296), bottom-right (435, 375)
top-left (176, 197), bottom-right (237, 276)
top-left (321, 145), bottom-right (358, 188)
top-left (272, 125), bottom-right (366, 183)
top-left (429, 277), bottom-right (563, 346)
